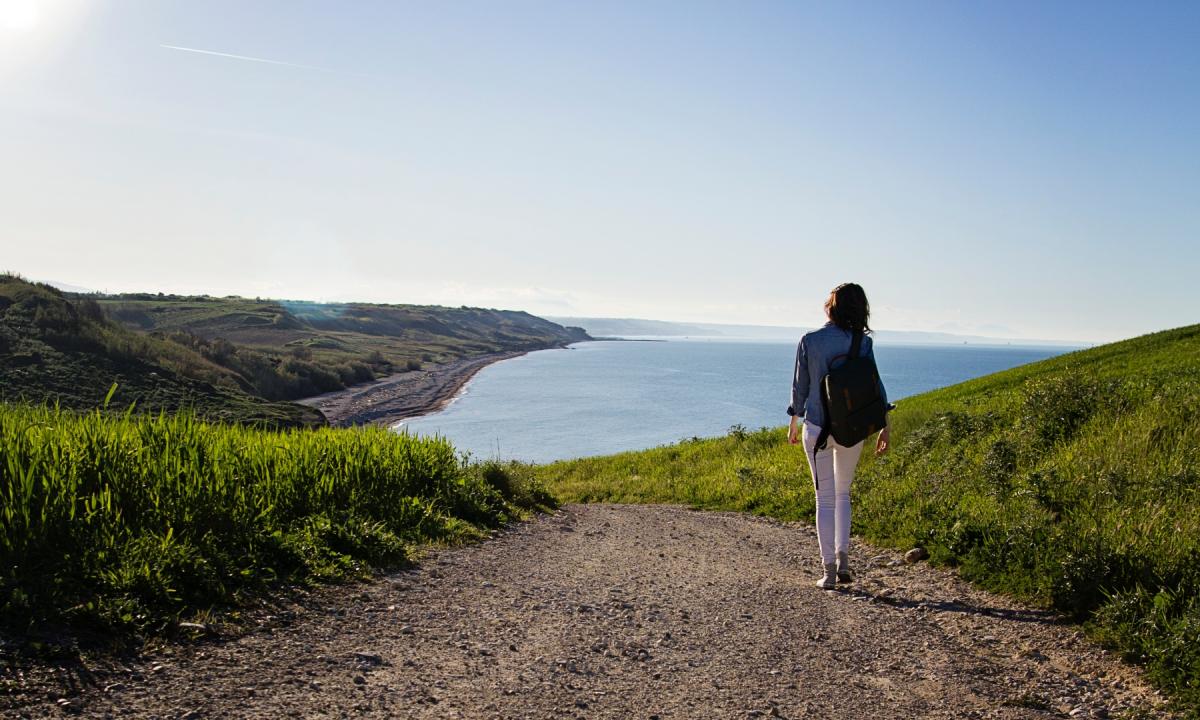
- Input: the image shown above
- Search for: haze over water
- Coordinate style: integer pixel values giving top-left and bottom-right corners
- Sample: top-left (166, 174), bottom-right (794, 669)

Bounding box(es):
top-left (399, 339), bottom-right (1071, 464)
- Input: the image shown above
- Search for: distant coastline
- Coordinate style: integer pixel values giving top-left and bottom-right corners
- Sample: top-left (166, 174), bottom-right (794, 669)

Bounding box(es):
top-left (547, 316), bottom-right (1088, 348)
top-left (296, 350), bottom-right (524, 427)
top-left (297, 345), bottom-right (583, 427)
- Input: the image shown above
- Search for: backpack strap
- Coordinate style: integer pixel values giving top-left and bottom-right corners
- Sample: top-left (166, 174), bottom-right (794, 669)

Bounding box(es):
top-left (813, 425), bottom-right (830, 454)
top-left (849, 329), bottom-right (863, 359)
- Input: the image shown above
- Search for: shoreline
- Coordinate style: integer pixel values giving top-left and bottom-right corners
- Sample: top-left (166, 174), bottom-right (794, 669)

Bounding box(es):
top-left (296, 349), bottom-right (541, 427)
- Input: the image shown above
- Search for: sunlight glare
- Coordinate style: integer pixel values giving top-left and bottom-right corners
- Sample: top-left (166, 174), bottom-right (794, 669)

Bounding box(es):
top-left (0, 0), bottom-right (39, 32)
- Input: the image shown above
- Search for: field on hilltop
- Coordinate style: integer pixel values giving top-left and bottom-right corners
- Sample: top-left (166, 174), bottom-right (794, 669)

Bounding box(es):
top-left (533, 324), bottom-right (1200, 712)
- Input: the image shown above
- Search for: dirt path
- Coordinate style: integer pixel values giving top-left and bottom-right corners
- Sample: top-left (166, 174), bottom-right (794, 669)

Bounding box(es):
top-left (6, 505), bottom-right (1173, 719)
top-left (296, 351), bottom-right (527, 427)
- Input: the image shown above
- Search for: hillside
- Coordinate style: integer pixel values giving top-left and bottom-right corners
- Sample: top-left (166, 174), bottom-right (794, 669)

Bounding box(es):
top-left (95, 294), bottom-right (590, 402)
top-left (531, 324), bottom-right (1200, 712)
top-left (0, 275), bottom-right (323, 427)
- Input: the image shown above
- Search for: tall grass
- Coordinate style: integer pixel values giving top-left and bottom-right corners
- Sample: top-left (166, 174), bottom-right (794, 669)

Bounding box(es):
top-left (0, 402), bottom-right (552, 641)
top-left (532, 325), bottom-right (1200, 714)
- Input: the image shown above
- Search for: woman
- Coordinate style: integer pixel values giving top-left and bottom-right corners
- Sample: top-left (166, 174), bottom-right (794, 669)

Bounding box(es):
top-left (787, 283), bottom-right (890, 589)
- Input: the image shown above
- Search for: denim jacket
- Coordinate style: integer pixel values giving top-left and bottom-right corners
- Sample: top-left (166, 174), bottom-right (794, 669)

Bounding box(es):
top-left (787, 322), bottom-right (889, 428)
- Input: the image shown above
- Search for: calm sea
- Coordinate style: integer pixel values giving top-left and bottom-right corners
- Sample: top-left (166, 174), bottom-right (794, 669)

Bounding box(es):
top-left (397, 339), bottom-right (1073, 464)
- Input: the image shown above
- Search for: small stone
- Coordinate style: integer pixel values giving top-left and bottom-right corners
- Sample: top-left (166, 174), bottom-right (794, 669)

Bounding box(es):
top-left (102, 683), bottom-right (125, 693)
top-left (904, 547), bottom-right (928, 563)
top-left (354, 651), bottom-right (383, 665)
top-left (400, 625), bottom-right (415, 635)
top-left (178, 622), bottom-right (207, 632)
top-left (353, 675), bottom-right (366, 685)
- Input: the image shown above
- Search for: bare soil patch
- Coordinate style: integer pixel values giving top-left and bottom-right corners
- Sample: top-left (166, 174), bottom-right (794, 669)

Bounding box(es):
top-left (2, 505), bottom-right (1173, 719)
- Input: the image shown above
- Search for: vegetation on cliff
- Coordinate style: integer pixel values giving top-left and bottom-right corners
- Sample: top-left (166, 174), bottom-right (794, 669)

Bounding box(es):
top-left (0, 275), bottom-right (321, 427)
top-left (96, 292), bottom-right (589, 401)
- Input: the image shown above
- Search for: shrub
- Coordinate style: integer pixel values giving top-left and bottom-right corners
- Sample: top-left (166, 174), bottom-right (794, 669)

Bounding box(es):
top-left (337, 362), bottom-right (375, 385)
top-left (1020, 373), bottom-right (1101, 446)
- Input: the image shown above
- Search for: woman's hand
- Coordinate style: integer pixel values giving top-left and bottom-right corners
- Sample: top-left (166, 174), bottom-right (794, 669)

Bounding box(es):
top-left (875, 426), bottom-right (890, 456)
top-left (788, 417), bottom-right (800, 445)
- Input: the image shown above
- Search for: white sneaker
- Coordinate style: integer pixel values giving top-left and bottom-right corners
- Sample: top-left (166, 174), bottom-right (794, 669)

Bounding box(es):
top-left (816, 563), bottom-right (837, 589)
top-left (836, 551), bottom-right (853, 583)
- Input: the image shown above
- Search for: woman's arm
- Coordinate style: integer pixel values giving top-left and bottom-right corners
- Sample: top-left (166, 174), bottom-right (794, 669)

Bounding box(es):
top-left (787, 338), bottom-right (808, 445)
top-left (867, 339), bottom-right (891, 455)
top-left (875, 426), bottom-right (890, 455)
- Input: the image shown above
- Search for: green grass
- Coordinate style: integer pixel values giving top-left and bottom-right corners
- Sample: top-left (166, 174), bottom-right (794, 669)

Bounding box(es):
top-left (531, 324), bottom-right (1200, 714)
top-left (0, 402), bottom-right (553, 646)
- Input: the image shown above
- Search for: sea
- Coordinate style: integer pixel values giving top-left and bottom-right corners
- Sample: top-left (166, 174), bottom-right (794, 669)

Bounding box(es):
top-left (397, 339), bottom-right (1074, 464)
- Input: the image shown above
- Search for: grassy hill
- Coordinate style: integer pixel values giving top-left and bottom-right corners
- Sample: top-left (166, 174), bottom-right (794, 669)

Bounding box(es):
top-left (0, 275), bottom-right (322, 427)
top-left (531, 324), bottom-right (1200, 712)
top-left (95, 293), bottom-right (589, 401)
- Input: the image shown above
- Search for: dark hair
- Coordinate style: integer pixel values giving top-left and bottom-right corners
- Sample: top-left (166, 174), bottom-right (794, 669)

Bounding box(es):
top-left (824, 283), bottom-right (871, 334)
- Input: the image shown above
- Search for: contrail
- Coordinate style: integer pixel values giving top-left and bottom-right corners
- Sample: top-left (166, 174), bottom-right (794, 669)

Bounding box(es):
top-left (159, 44), bottom-right (339, 73)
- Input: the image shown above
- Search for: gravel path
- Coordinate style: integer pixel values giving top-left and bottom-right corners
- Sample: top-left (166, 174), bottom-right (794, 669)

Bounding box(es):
top-left (5, 505), bottom-right (1173, 719)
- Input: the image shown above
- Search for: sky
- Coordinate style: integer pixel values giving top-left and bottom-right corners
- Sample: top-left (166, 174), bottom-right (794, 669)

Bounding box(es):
top-left (1, 1), bottom-right (1197, 343)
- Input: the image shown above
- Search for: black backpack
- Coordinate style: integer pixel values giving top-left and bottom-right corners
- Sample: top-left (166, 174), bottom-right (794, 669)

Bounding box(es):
top-left (814, 331), bottom-right (888, 452)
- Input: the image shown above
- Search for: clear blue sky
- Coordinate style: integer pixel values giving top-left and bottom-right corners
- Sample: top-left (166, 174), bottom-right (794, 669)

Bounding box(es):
top-left (2, 1), bottom-right (1197, 342)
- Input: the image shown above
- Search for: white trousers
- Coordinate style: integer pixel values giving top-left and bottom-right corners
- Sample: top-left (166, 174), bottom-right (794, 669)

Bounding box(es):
top-left (802, 421), bottom-right (864, 565)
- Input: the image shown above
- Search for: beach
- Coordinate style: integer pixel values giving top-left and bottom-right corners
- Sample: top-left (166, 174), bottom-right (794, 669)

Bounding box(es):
top-left (297, 350), bottom-right (528, 427)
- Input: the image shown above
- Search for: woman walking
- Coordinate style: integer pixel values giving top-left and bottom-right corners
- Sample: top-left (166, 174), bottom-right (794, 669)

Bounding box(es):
top-left (787, 283), bottom-right (890, 589)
